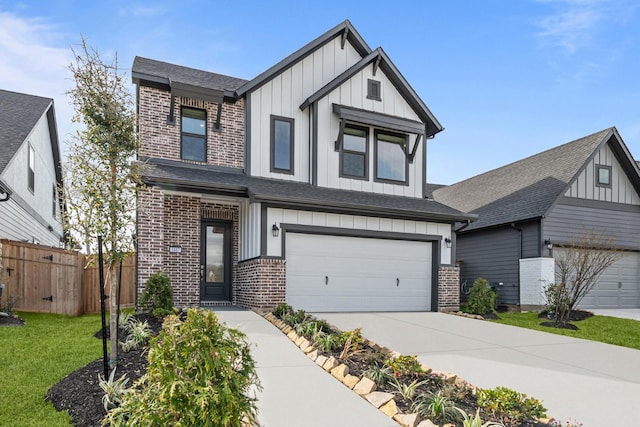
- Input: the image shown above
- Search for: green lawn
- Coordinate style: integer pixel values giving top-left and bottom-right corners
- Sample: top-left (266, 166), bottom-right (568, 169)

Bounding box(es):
top-left (0, 312), bottom-right (102, 426)
top-left (491, 311), bottom-right (640, 350)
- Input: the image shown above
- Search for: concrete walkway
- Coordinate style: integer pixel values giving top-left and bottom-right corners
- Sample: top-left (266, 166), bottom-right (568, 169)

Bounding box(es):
top-left (315, 312), bottom-right (640, 427)
top-left (213, 309), bottom-right (396, 427)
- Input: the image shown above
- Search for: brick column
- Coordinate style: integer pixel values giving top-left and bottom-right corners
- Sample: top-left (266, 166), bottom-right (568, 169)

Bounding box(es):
top-left (236, 258), bottom-right (286, 310)
top-left (438, 266), bottom-right (460, 312)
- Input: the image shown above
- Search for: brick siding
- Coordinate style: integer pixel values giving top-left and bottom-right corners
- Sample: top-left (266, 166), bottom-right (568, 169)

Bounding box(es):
top-left (138, 86), bottom-right (244, 169)
top-left (438, 266), bottom-right (460, 311)
top-left (236, 258), bottom-right (286, 310)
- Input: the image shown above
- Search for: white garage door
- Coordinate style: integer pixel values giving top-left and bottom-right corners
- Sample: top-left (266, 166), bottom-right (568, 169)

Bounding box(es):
top-left (555, 249), bottom-right (640, 309)
top-left (286, 233), bottom-right (432, 312)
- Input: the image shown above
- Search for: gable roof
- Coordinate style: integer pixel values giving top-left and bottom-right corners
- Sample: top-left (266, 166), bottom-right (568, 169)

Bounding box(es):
top-left (132, 56), bottom-right (248, 98)
top-left (141, 157), bottom-right (475, 223)
top-left (0, 89), bottom-right (61, 185)
top-left (235, 19), bottom-right (371, 97)
top-left (300, 47), bottom-right (443, 137)
top-left (432, 127), bottom-right (639, 231)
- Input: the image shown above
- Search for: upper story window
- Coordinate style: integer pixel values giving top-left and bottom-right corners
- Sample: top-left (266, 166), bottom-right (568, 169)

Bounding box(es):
top-left (375, 131), bottom-right (408, 184)
top-left (181, 107), bottom-right (207, 162)
top-left (270, 115), bottom-right (294, 174)
top-left (28, 144), bottom-right (35, 193)
top-left (340, 124), bottom-right (368, 179)
top-left (596, 164), bottom-right (612, 187)
top-left (367, 79), bottom-right (381, 101)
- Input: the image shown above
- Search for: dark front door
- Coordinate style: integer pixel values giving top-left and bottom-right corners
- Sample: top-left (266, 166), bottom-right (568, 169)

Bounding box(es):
top-left (201, 221), bottom-right (232, 301)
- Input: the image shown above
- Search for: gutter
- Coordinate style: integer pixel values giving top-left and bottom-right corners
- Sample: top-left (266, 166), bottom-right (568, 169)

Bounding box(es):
top-left (0, 179), bottom-right (12, 202)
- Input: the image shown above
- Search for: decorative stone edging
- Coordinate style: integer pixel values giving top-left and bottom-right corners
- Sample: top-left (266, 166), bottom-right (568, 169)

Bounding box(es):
top-left (260, 311), bottom-right (499, 427)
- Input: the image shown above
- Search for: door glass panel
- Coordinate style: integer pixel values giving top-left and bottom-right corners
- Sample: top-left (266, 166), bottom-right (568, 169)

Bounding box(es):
top-left (206, 226), bottom-right (225, 283)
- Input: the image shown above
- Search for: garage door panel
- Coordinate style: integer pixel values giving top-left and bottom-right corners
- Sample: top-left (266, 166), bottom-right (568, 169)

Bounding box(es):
top-left (555, 249), bottom-right (640, 309)
top-left (286, 233), bottom-right (432, 312)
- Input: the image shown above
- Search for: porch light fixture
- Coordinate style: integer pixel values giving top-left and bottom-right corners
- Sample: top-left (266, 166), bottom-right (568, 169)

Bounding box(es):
top-left (444, 237), bottom-right (452, 248)
top-left (544, 239), bottom-right (553, 250)
top-left (272, 223), bottom-right (280, 238)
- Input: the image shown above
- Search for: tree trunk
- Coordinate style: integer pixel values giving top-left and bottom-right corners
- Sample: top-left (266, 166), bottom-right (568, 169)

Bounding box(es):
top-left (108, 262), bottom-right (118, 368)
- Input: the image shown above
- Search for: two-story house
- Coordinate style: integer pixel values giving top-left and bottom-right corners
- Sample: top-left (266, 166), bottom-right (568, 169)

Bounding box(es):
top-left (0, 89), bottom-right (64, 247)
top-left (133, 20), bottom-right (474, 312)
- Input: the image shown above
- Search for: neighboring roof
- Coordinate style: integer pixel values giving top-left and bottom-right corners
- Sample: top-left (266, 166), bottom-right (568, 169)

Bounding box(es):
top-left (432, 127), bottom-right (635, 231)
top-left (235, 20), bottom-right (371, 97)
top-left (300, 47), bottom-right (443, 137)
top-left (425, 183), bottom-right (446, 198)
top-left (0, 89), bottom-right (60, 182)
top-left (141, 157), bottom-right (475, 223)
top-left (132, 56), bottom-right (248, 97)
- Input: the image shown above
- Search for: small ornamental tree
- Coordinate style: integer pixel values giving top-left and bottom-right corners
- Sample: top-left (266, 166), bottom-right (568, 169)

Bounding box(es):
top-left (65, 38), bottom-right (138, 367)
top-left (549, 228), bottom-right (623, 325)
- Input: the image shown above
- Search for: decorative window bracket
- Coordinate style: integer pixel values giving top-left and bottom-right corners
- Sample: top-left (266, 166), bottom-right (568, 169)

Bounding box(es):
top-left (335, 118), bottom-right (346, 151)
top-left (408, 134), bottom-right (421, 163)
top-left (372, 55), bottom-right (381, 76)
top-left (341, 28), bottom-right (350, 49)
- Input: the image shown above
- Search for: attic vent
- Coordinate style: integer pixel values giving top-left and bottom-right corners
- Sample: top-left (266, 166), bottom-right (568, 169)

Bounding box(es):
top-left (367, 79), bottom-right (381, 101)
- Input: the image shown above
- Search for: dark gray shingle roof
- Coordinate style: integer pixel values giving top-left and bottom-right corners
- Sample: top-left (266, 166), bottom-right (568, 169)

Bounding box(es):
top-left (432, 128), bottom-right (615, 231)
top-left (0, 89), bottom-right (53, 174)
top-left (132, 56), bottom-right (248, 93)
top-left (141, 158), bottom-right (474, 222)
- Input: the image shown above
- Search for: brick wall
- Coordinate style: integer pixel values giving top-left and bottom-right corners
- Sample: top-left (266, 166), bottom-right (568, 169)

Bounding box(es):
top-left (236, 258), bottom-right (286, 310)
top-left (438, 266), bottom-right (460, 311)
top-left (138, 86), bottom-right (245, 169)
top-left (137, 186), bottom-right (165, 295)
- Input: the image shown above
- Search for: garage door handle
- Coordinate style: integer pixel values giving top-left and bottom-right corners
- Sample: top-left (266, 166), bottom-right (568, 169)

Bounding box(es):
top-left (396, 278), bottom-right (399, 287)
top-left (325, 276), bottom-right (329, 285)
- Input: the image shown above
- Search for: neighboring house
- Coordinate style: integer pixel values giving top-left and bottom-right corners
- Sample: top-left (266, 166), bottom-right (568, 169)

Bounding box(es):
top-left (0, 89), bottom-right (64, 247)
top-left (133, 20), bottom-right (474, 312)
top-left (433, 127), bottom-right (640, 309)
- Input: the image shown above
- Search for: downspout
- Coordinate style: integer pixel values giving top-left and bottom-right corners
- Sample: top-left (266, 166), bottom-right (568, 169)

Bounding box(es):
top-left (511, 223), bottom-right (523, 306)
top-left (454, 220), bottom-right (471, 233)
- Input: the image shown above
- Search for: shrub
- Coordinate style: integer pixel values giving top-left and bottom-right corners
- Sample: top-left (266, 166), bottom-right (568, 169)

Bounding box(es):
top-left (137, 271), bottom-right (173, 317)
top-left (313, 332), bottom-right (341, 352)
top-left (272, 302), bottom-right (293, 319)
top-left (543, 282), bottom-right (572, 322)
top-left (0, 295), bottom-right (19, 315)
top-left (411, 390), bottom-right (460, 423)
top-left (477, 386), bottom-right (547, 426)
top-left (98, 368), bottom-right (129, 411)
top-left (466, 278), bottom-right (496, 315)
top-left (385, 354), bottom-right (424, 377)
top-left (339, 328), bottom-right (364, 360)
top-left (103, 309), bottom-right (261, 426)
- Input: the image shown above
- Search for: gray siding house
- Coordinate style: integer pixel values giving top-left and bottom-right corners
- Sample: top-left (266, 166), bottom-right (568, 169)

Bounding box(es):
top-left (0, 89), bottom-right (64, 247)
top-left (433, 127), bottom-right (640, 309)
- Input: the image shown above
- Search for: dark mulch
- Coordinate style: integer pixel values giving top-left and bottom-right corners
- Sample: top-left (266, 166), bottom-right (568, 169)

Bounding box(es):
top-left (46, 314), bottom-right (164, 427)
top-left (0, 313), bottom-right (25, 326)
top-left (537, 309), bottom-right (593, 322)
top-left (540, 321), bottom-right (579, 330)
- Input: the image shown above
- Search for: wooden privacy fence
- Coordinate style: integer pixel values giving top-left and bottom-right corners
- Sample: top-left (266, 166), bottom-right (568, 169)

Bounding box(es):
top-left (0, 239), bottom-right (136, 316)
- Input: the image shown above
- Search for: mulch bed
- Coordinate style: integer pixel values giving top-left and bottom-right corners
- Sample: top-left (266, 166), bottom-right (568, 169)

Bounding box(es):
top-left (46, 314), bottom-right (163, 427)
top-left (0, 314), bottom-right (25, 326)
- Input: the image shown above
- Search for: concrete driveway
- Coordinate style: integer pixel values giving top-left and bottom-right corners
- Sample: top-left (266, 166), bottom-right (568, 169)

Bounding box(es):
top-left (315, 312), bottom-right (640, 427)
top-left (590, 308), bottom-right (640, 321)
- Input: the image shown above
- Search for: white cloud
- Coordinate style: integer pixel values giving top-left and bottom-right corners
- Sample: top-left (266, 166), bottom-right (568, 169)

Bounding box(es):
top-left (118, 5), bottom-right (167, 18)
top-left (0, 12), bottom-right (76, 151)
top-left (535, 0), bottom-right (608, 53)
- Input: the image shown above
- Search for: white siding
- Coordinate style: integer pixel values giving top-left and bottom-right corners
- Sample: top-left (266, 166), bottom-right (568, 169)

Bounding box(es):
top-left (565, 144), bottom-right (640, 205)
top-left (239, 201), bottom-right (262, 261)
top-left (0, 110), bottom-right (62, 245)
top-left (266, 207), bottom-right (452, 264)
top-left (315, 62), bottom-right (423, 197)
top-left (249, 37), bottom-right (362, 181)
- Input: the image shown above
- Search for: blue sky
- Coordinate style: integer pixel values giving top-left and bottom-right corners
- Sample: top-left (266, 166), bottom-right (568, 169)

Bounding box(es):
top-left (1, 0), bottom-right (639, 184)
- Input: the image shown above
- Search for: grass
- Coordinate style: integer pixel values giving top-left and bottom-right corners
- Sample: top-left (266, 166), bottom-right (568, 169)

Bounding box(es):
top-left (0, 312), bottom-right (102, 426)
top-left (491, 311), bottom-right (640, 350)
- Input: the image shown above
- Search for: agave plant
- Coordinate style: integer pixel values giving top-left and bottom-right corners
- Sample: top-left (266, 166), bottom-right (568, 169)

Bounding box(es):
top-left (98, 368), bottom-right (130, 411)
top-left (456, 408), bottom-right (505, 427)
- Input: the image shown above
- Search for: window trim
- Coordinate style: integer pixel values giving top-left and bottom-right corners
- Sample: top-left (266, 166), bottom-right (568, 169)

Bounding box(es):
top-left (374, 130), bottom-right (409, 186)
top-left (180, 106), bottom-right (207, 162)
top-left (52, 184), bottom-right (57, 217)
top-left (367, 79), bottom-right (381, 101)
top-left (595, 164), bottom-right (612, 188)
top-left (28, 143), bottom-right (35, 193)
top-left (270, 115), bottom-right (295, 175)
top-left (339, 123), bottom-right (369, 180)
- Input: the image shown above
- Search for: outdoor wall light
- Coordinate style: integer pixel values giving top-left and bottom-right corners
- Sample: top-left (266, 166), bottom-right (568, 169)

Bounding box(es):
top-left (444, 237), bottom-right (452, 248)
top-left (544, 239), bottom-right (553, 250)
top-left (272, 223), bottom-right (280, 238)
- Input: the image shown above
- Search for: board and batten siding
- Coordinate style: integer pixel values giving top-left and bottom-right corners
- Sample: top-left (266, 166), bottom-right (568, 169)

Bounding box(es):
top-left (544, 203), bottom-right (640, 250)
top-left (239, 201), bottom-right (261, 261)
top-left (265, 207), bottom-right (452, 264)
top-left (457, 226), bottom-right (521, 305)
top-left (564, 144), bottom-right (640, 205)
top-left (249, 37), bottom-right (362, 181)
top-left (315, 62), bottom-right (424, 197)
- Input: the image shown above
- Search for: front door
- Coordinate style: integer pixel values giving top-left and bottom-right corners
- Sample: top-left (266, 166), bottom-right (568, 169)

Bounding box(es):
top-left (201, 221), bottom-right (232, 301)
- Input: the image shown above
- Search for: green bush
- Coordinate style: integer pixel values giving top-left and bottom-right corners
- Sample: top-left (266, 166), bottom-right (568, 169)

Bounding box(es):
top-left (103, 309), bottom-right (261, 426)
top-left (477, 386), bottom-right (547, 426)
top-left (466, 278), bottom-right (496, 315)
top-left (137, 271), bottom-right (173, 316)
top-left (272, 302), bottom-right (293, 319)
top-left (385, 354), bottom-right (424, 377)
